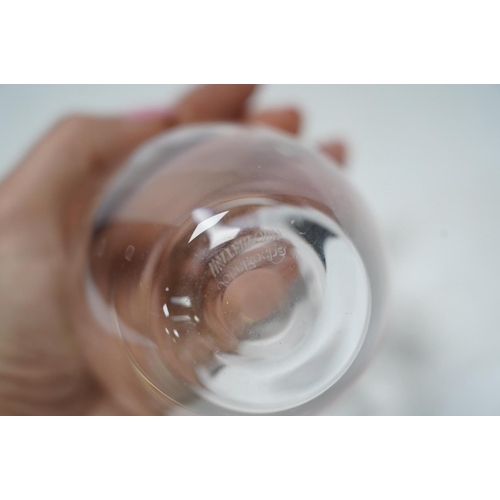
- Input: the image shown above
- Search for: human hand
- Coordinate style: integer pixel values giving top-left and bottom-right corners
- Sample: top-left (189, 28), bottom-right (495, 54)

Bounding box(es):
top-left (0, 84), bottom-right (346, 415)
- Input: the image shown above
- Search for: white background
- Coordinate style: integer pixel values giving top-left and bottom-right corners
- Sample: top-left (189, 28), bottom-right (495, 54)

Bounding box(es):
top-left (1, 84), bottom-right (499, 415)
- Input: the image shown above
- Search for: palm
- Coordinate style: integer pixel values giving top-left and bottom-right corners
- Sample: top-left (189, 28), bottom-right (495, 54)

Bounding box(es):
top-left (0, 206), bottom-right (96, 413)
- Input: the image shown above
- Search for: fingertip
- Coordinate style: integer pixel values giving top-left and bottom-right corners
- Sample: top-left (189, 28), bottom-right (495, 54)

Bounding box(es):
top-left (249, 107), bottom-right (302, 135)
top-left (177, 84), bottom-right (258, 123)
top-left (320, 141), bottom-right (348, 167)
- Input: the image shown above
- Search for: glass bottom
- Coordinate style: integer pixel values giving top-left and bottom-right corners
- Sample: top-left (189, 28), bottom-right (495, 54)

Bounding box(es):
top-left (113, 197), bottom-right (371, 414)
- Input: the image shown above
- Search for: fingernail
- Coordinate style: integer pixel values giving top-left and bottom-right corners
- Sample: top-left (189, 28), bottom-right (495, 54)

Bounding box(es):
top-left (127, 106), bottom-right (179, 123)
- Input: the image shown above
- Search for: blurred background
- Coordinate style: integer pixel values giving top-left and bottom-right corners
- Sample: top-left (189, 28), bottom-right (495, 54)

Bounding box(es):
top-left (1, 85), bottom-right (499, 415)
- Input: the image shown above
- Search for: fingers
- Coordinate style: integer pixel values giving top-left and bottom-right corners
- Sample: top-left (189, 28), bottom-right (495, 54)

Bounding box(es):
top-left (319, 140), bottom-right (347, 167)
top-left (247, 107), bottom-right (347, 168)
top-left (177, 84), bottom-right (257, 123)
top-left (247, 108), bottom-right (302, 135)
top-left (248, 107), bottom-right (347, 167)
top-left (9, 84), bottom-right (258, 216)
top-left (7, 83), bottom-right (346, 241)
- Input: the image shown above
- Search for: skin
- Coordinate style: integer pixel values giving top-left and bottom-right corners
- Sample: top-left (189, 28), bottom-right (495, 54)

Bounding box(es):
top-left (0, 85), bottom-right (346, 415)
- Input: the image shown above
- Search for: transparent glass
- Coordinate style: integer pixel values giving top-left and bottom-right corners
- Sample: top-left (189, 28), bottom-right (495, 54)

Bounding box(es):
top-left (82, 124), bottom-right (387, 415)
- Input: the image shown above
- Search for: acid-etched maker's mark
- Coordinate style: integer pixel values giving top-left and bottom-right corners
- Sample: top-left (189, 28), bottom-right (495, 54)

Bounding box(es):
top-left (216, 244), bottom-right (287, 289)
top-left (208, 229), bottom-right (282, 278)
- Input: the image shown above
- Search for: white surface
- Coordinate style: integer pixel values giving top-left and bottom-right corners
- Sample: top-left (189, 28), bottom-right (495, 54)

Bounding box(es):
top-left (1, 85), bottom-right (499, 415)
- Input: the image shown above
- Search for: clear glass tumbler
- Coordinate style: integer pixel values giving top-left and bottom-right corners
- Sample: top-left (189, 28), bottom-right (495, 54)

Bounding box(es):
top-left (81, 124), bottom-right (387, 415)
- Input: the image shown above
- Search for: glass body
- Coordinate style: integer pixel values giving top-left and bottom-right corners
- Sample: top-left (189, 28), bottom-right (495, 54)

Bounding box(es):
top-left (80, 124), bottom-right (387, 415)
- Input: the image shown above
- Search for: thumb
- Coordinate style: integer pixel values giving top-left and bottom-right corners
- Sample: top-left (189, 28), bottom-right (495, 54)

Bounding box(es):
top-left (10, 111), bottom-right (177, 217)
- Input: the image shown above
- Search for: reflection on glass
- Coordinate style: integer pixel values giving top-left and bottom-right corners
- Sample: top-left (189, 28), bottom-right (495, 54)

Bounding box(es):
top-left (82, 124), bottom-right (387, 415)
